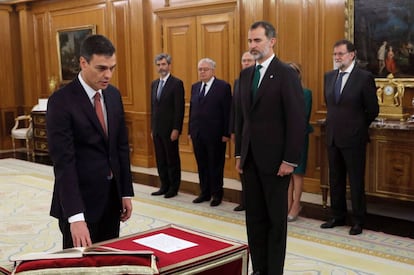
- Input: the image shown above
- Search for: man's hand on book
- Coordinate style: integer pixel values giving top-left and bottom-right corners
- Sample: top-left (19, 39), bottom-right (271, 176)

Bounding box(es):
top-left (70, 221), bottom-right (92, 247)
top-left (121, 198), bottom-right (132, 222)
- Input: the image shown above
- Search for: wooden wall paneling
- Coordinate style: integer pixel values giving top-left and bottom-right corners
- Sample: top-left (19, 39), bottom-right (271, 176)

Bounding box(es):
top-left (110, 0), bottom-right (145, 166)
top-left (16, 3), bottom-right (37, 111)
top-left (275, 0), bottom-right (303, 63)
top-left (109, 0), bottom-right (133, 103)
top-left (127, 0), bottom-right (155, 167)
top-left (0, 5), bottom-right (16, 108)
top-left (10, 8), bottom-right (24, 110)
top-left (33, 13), bottom-right (49, 99)
top-left (300, 0), bottom-right (322, 193)
top-left (0, 5), bottom-right (23, 149)
top-left (162, 16), bottom-right (198, 172)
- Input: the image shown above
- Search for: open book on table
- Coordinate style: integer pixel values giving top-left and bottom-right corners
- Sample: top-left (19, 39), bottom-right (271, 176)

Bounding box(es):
top-left (10, 245), bottom-right (153, 261)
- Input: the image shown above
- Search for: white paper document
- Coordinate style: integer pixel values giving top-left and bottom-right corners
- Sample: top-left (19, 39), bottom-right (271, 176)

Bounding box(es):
top-left (133, 233), bottom-right (198, 253)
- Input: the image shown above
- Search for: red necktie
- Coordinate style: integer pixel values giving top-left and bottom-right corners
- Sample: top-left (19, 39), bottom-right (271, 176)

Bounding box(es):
top-left (94, 92), bottom-right (107, 135)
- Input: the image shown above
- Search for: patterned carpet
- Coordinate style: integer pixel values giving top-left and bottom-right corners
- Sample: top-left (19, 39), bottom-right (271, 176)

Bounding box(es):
top-left (1, 158), bottom-right (414, 274)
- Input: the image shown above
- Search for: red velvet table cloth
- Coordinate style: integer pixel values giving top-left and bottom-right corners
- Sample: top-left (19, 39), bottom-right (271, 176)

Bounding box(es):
top-left (13, 224), bottom-right (248, 275)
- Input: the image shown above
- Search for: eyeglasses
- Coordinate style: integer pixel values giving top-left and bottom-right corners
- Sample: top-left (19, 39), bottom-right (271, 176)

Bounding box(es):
top-left (198, 68), bottom-right (212, 72)
top-left (332, 52), bottom-right (349, 57)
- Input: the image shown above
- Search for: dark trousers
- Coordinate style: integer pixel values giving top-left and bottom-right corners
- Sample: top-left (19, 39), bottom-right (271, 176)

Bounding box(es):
top-left (327, 144), bottom-right (367, 224)
top-left (59, 182), bottom-right (121, 249)
top-left (192, 137), bottom-right (226, 199)
top-left (238, 174), bottom-right (246, 207)
top-left (153, 134), bottom-right (181, 193)
top-left (243, 152), bottom-right (290, 275)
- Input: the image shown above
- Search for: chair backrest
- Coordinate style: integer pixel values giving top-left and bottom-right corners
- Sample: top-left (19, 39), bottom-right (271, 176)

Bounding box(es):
top-left (11, 115), bottom-right (33, 139)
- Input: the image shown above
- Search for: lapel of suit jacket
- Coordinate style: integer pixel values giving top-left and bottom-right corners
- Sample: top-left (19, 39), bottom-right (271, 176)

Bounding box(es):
top-left (251, 57), bottom-right (277, 109)
top-left (158, 77), bottom-right (169, 101)
top-left (326, 70), bottom-right (338, 103)
top-left (339, 67), bottom-right (356, 102)
top-left (242, 67), bottom-right (255, 109)
top-left (331, 66), bottom-right (356, 104)
top-left (72, 79), bottom-right (106, 139)
top-left (200, 78), bottom-right (215, 104)
top-left (206, 78), bottom-right (216, 98)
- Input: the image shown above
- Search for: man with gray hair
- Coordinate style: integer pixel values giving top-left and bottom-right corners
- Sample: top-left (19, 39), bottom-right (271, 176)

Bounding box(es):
top-left (150, 53), bottom-right (185, 198)
top-left (189, 58), bottom-right (232, 207)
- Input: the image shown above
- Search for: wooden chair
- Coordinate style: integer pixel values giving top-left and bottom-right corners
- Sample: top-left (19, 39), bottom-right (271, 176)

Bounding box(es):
top-left (11, 115), bottom-right (33, 158)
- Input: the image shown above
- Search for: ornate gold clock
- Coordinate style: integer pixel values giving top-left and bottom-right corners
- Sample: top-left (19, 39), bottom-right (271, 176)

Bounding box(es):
top-left (376, 74), bottom-right (409, 121)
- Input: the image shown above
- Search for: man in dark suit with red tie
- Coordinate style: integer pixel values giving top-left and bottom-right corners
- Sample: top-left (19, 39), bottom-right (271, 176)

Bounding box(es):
top-left (150, 53), bottom-right (185, 198)
top-left (189, 58), bottom-right (232, 207)
top-left (321, 39), bottom-right (379, 235)
top-left (234, 21), bottom-right (306, 274)
top-left (46, 35), bottom-right (134, 249)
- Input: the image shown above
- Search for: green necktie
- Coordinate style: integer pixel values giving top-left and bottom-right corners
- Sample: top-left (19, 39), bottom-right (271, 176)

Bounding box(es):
top-left (251, 64), bottom-right (262, 99)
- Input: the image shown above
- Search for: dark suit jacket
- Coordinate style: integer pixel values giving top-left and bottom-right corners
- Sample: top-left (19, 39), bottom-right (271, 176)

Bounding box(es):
top-left (235, 57), bottom-right (306, 174)
top-left (324, 66), bottom-right (379, 148)
top-left (189, 78), bottom-right (232, 142)
top-left (229, 79), bottom-right (241, 135)
top-left (151, 75), bottom-right (185, 136)
top-left (47, 77), bottom-right (134, 222)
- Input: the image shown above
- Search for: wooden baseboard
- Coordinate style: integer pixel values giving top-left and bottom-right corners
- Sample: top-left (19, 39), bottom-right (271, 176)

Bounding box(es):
top-left (131, 171), bottom-right (242, 203)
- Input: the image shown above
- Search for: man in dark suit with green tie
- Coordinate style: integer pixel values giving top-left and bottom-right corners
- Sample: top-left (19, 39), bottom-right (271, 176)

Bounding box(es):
top-left (235, 21), bottom-right (306, 274)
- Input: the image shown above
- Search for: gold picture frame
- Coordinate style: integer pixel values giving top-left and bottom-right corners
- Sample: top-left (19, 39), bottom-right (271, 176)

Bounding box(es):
top-left (57, 25), bottom-right (96, 82)
top-left (345, 0), bottom-right (414, 87)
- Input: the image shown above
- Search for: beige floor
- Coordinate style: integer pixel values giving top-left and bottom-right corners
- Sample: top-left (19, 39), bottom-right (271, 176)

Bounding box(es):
top-left (2, 158), bottom-right (414, 274)
top-left (131, 165), bottom-right (414, 222)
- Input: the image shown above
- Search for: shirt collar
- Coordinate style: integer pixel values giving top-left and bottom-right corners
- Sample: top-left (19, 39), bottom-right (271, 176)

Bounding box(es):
top-left (160, 73), bottom-right (170, 82)
top-left (203, 76), bottom-right (215, 88)
top-left (340, 60), bottom-right (355, 74)
top-left (78, 73), bottom-right (103, 102)
top-left (256, 53), bottom-right (275, 71)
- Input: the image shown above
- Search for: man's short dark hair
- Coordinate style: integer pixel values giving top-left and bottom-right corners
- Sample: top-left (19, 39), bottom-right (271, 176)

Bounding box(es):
top-left (334, 39), bottom-right (356, 53)
top-left (250, 21), bottom-right (277, 39)
top-left (80, 34), bottom-right (115, 62)
top-left (154, 53), bottom-right (172, 64)
top-left (334, 39), bottom-right (356, 60)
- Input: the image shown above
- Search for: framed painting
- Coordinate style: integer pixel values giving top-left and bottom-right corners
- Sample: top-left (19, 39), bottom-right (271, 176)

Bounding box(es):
top-left (345, 0), bottom-right (414, 84)
top-left (57, 25), bottom-right (96, 82)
